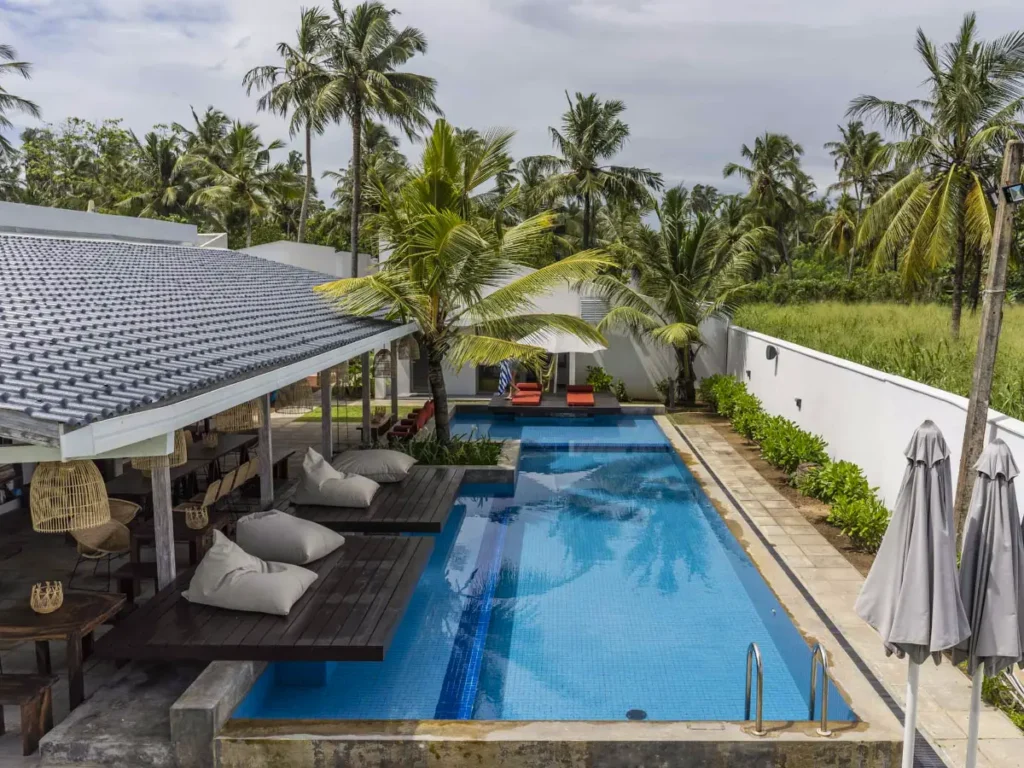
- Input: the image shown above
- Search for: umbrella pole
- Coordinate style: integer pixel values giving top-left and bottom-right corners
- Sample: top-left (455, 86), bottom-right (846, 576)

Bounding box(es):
top-left (902, 660), bottom-right (920, 768)
top-left (965, 666), bottom-right (983, 768)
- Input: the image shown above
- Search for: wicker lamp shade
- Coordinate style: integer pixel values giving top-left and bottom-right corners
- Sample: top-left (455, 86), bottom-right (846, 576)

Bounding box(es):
top-left (398, 338), bottom-right (421, 361)
top-left (373, 349), bottom-right (392, 377)
top-left (30, 460), bottom-right (111, 533)
top-left (277, 380), bottom-right (314, 409)
top-left (212, 400), bottom-right (263, 432)
top-left (131, 429), bottom-right (188, 473)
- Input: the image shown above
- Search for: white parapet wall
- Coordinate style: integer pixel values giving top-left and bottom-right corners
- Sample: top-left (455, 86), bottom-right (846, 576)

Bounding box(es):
top-left (707, 319), bottom-right (1024, 512)
top-left (241, 241), bottom-right (374, 278)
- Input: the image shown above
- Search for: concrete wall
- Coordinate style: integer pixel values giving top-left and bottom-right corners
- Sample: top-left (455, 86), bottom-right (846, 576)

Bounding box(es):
top-left (575, 332), bottom-right (675, 400)
top-left (0, 200), bottom-right (202, 244)
top-left (241, 241), bottom-right (374, 278)
top-left (705, 320), bottom-right (1024, 512)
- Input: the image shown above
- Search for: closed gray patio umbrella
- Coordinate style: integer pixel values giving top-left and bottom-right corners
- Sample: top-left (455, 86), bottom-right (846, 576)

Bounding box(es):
top-left (952, 438), bottom-right (1024, 768)
top-left (855, 420), bottom-right (971, 768)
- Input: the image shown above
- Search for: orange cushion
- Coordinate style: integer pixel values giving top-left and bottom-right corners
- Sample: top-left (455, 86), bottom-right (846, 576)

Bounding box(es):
top-left (517, 382), bottom-right (541, 392)
top-left (512, 393), bottom-right (542, 405)
top-left (566, 392), bottom-right (595, 406)
top-left (567, 385), bottom-right (594, 394)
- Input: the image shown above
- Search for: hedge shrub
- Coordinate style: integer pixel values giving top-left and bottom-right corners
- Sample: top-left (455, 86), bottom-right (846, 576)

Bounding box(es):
top-left (699, 374), bottom-right (890, 553)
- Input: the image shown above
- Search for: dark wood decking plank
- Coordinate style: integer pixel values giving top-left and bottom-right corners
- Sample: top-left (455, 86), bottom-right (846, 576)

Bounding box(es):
top-left (377, 469), bottom-right (434, 522)
top-left (416, 468), bottom-right (464, 525)
top-left (326, 539), bottom-right (409, 654)
top-left (366, 538), bottom-right (434, 651)
top-left (351, 537), bottom-right (433, 648)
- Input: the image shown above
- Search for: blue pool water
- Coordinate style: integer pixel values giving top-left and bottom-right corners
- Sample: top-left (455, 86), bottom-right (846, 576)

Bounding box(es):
top-left (234, 416), bottom-right (853, 722)
top-left (450, 413), bottom-right (670, 448)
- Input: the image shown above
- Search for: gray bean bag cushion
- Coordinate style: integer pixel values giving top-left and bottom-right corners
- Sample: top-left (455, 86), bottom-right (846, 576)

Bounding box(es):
top-left (333, 449), bottom-right (418, 483)
top-left (183, 531), bottom-right (317, 616)
top-left (236, 510), bottom-right (345, 565)
top-left (294, 447), bottom-right (380, 508)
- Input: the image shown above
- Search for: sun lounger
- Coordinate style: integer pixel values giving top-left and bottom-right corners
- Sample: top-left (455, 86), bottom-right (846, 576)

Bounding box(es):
top-left (566, 384), bottom-right (595, 407)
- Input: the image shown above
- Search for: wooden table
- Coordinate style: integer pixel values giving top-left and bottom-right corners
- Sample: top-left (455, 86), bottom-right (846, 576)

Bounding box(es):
top-left (0, 592), bottom-right (125, 710)
top-left (130, 511), bottom-right (231, 566)
top-left (104, 460), bottom-right (206, 506)
top-left (186, 433), bottom-right (256, 468)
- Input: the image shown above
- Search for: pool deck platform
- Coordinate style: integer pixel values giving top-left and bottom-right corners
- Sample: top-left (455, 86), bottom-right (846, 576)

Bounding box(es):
top-left (93, 535), bottom-right (433, 663)
top-left (293, 465), bottom-right (467, 534)
top-left (483, 391), bottom-right (622, 416)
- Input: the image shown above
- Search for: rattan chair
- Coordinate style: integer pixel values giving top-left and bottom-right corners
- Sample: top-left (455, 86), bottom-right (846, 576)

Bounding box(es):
top-left (68, 519), bottom-right (131, 591)
top-left (175, 479), bottom-right (221, 514)
top-left (108, 498), bottom-right (140, 526)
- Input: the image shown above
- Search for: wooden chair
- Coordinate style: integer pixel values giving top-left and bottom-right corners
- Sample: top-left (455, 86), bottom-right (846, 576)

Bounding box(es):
top-left (0, 674), bottom-right (57, 755)
top-left (175, 478), bottom-right (221, 515)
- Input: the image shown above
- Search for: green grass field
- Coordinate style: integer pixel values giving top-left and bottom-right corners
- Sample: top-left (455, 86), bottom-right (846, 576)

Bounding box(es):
top-left (295, 405), bottom-right (417, 423)
top-left (733, 303), bottom-right (1024, 421)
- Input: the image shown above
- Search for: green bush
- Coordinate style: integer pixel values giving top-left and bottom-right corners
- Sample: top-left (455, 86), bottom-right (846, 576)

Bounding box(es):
top-left (585, 366), bottom-right (615, 393)
top-left (731, 393), bottom-right (766, 440)
top-left (827, 495), bottom-right (890, 552)
top-left (757, 416), bottom-right (829, 474)
top-left (613, 379), bottom-right (630, 403)
top-left (797, 460), bottom-right (874, 504)
top-left (392, 433), bottom-right (504, 466)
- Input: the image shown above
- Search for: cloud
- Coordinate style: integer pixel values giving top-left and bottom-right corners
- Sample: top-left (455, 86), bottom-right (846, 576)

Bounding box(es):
top-left (0, 0), bottom-right (1020, 200)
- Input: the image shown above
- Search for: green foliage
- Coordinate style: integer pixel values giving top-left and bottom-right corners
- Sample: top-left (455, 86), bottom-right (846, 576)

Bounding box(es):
top-left (796, 461), bottom-right (874, 504)
top-left (980, 673), bottom-right (1024, 732)
top-left (394, 433), bottom-right (504, 466)
top-left (612, 378), bottom-right (629, 402)
top-left (756, 416), bottom-right (829, 474)
top-left (827, 495), bottom-right (890, 552)
top-left (734, 303), bottom-right (1024, 422)
top-left (744, 270), bottom-right (908, 304)
top-left (586, 365), bottom-right (615, 393)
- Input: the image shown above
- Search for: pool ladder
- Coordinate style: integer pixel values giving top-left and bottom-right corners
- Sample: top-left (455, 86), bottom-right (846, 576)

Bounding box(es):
top-left (744, 642), bottom-right (832, 737)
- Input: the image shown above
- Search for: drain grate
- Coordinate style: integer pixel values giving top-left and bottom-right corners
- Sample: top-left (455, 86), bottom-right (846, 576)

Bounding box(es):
top-left (626, 709), bottom-right (647, 721)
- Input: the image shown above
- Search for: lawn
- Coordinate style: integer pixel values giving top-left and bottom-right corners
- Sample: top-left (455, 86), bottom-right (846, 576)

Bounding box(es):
top-left (733, 303), bottom-right (1024, 421)
top-left (295, 404), bottom-right (417, 423)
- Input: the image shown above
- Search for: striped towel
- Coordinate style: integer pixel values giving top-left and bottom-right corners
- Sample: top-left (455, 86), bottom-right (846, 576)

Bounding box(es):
top-left (498, 359), bottom-right (514, 395)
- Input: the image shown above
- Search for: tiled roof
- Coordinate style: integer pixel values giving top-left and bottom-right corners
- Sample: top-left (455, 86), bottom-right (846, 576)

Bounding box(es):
top-left (0, 234), bottom-right (399, 430)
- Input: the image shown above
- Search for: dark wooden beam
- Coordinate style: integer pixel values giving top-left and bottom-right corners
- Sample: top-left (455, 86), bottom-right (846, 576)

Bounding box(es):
top-left (0, 413), bottom-right (60, 448)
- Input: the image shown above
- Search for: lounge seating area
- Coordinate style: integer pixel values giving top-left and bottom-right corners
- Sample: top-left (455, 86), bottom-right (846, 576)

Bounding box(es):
top-left (487, 385), bottom-right (622, 415)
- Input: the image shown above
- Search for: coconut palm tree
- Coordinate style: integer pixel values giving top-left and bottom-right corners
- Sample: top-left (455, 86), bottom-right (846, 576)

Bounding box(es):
top-left (0, 44), bottom-right (40, 158)
top-left (117, 131), bottom-right (191, 218)
top-left (548, 92), bottom-right (663, 250)
top-left (173, 106), bottom-right (231, 158)
top-left (591, 186), bottom-right (771, 405)
top-left (850, 13), bottom-right (1024, 336)
top-left (186, 121), bottom-right (299, 246)
top-left (316, 119), bottom-right (611, 442)
top-left (723, 132), bottom-right (808, 277)
top-left (243, 7), bottom-right (336, 243)
top-left (815, 194), bottom-right (859, 270)
top-left (324, 0), bottom-right (439, 277)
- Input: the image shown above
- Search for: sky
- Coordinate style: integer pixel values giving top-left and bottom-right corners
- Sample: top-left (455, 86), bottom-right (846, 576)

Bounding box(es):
top-left (1, 0), bottom-right (1021, 199)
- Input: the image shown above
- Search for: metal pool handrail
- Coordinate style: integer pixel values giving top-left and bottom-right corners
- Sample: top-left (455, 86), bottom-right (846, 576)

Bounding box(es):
top-left (745, 642), bottom-right (766, 736)
top-left (809, 643), bottom-right (832, 736)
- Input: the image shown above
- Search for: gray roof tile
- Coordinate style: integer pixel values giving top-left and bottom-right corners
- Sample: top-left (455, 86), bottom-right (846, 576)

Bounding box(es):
top-left (0, 235), bottom-right (399, 429)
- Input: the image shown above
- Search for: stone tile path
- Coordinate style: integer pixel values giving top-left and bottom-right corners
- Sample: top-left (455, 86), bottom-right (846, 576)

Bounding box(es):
top-left (673, 420), bottom-right (1024, 768)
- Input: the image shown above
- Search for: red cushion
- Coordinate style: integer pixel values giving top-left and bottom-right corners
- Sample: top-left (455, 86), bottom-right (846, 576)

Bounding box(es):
top-left (517, 382), bottom-right (541, 392)
top-left (567, 385), bottom-right (594, 394)
top-left (566, 392), bottom-right (595, 406)
top-left (512, 393), bottom-right (542, 405)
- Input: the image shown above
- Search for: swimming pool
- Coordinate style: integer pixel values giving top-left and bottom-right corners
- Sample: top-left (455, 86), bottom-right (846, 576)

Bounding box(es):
top-left (234, 416), bottom-right (853, 722)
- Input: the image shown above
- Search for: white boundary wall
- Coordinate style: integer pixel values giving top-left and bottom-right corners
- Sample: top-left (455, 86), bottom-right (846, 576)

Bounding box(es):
top-left (702, 319), bottom-right (1024, 512)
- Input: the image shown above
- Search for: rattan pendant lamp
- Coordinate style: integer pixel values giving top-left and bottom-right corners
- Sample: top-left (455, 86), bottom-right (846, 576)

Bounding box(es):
top-left (30, 460), bottom-right (111, 533)
top-left (211, 399), bottom-right (263, 432)
top-left (131, 429), bottom-right (189, 475)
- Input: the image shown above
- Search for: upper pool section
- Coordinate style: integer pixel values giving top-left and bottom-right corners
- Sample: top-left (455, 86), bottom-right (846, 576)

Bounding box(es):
top-left (450, 414), bottom-right (669, 448)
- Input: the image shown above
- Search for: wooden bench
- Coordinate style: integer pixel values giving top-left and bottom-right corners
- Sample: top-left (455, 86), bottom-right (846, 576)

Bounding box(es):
top-left (0, 674), bottom-right (57, 755)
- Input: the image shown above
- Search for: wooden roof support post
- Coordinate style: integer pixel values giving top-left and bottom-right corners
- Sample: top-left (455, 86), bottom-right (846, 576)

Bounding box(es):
top-left (258, 394), bottom-right (273, 510)
top-left (390, 340), bottom-right (400, 421)
top-left (151, 456), bottom-right (176, 589)
top-left (320, 368), bottom-right (333, 461)
top-left (361, 352), bottom-right (372, 448)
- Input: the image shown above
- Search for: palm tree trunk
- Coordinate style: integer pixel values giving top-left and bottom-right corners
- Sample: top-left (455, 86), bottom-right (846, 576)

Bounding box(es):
top-left (425, 344), bottom-right (450, 444)
top-left (849, 193), bottom-right (863, 279)
top-left (951, 224), bottom-right (966, 338)
top-left (677, 347), bottom-right (696, 405)
top-left (778, 230), bottom-right (793, 278)
top-left (349, 108), bottom-right (363, 279)
top-left (246, 212), bottom-right (253, 248)
top-left (298, 121), bottom-right (312, 244)
top-left (582, 191), bottom-right (592, 250)
top-left (968, 246), bottom-right (983, 312)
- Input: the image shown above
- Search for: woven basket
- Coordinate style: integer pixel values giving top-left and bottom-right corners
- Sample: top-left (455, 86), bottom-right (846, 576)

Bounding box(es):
top-left (212, 400), bottom-right (262, 432)
top-left (30, 460), bottom-right (111, 533)
top-left (184, 506), bottom-right (209, 530)
top-left (30, 582), bottom-right (63, 614)
top-left (132, 430), bottom-right (188, 473)
top-left (202, 432), bottom-right (219, 448)
top-left (71, 519), bottom-right (130, 558)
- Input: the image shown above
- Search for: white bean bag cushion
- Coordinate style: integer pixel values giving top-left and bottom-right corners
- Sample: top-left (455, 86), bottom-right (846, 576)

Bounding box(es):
top-left (333, 449), bottom-right (418, 483)
top-left (183, 531), bottom-right (317, 616)
top-left (294, 447), bottom-right (380, 508)
top-left (236, 510), bottom-right (345, 565)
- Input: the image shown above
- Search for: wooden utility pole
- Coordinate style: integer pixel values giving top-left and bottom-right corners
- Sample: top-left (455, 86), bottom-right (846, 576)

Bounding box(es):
top-left (953, 140), bottom-right (1023, 544)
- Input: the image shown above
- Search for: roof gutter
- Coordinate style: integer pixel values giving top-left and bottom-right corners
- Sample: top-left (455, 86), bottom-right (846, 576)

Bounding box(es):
top-left (57, 322), bottom-right (418, 460)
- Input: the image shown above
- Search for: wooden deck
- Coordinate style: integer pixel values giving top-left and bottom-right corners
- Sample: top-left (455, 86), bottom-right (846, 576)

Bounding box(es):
top-left (294, 466), bottom-right (466, 534)
top-left (485, 391), bottom-right (621, 416)
top-left (92, 535), bottom-right (433, 662)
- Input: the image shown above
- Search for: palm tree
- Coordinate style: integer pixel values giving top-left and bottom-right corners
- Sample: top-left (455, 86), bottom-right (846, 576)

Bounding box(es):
top-left (723, 132), bottom-right (809, 277)
top-left (824, 121), bottom-right (892, 276)
top-left (243, 7), bottom-right (336, 243)
top-left (591, 185), bottom-right (771, 405)
top-left (549, 92), bottom-right (663, 250)
top-left (186, 121), bottom-right (298, 247)
top-left (324, 0), bottom-right (439, 277)
top-left (850, 13), bottom-right (1024, 336)
top-left (0, 44), bottom-right (40, 158)
top-left (118, 131), bottom-right (190, 218)
top-left (316, 119), bottom-right (611, 442)
top-left (815, 194), bottom-right (858, 269)
top-left (173, 106), bottom-right (231, 157)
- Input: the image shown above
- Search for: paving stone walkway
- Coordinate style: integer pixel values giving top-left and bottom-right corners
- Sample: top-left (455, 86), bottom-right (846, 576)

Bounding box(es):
top-left (673, 420), bottom-right (1024, 768)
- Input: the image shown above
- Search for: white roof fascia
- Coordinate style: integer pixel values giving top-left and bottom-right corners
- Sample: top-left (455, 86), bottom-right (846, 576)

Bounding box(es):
top-left (58, 322), bottom-right (417, 459)
top-left (0, 433), bottom-right (174, 464)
